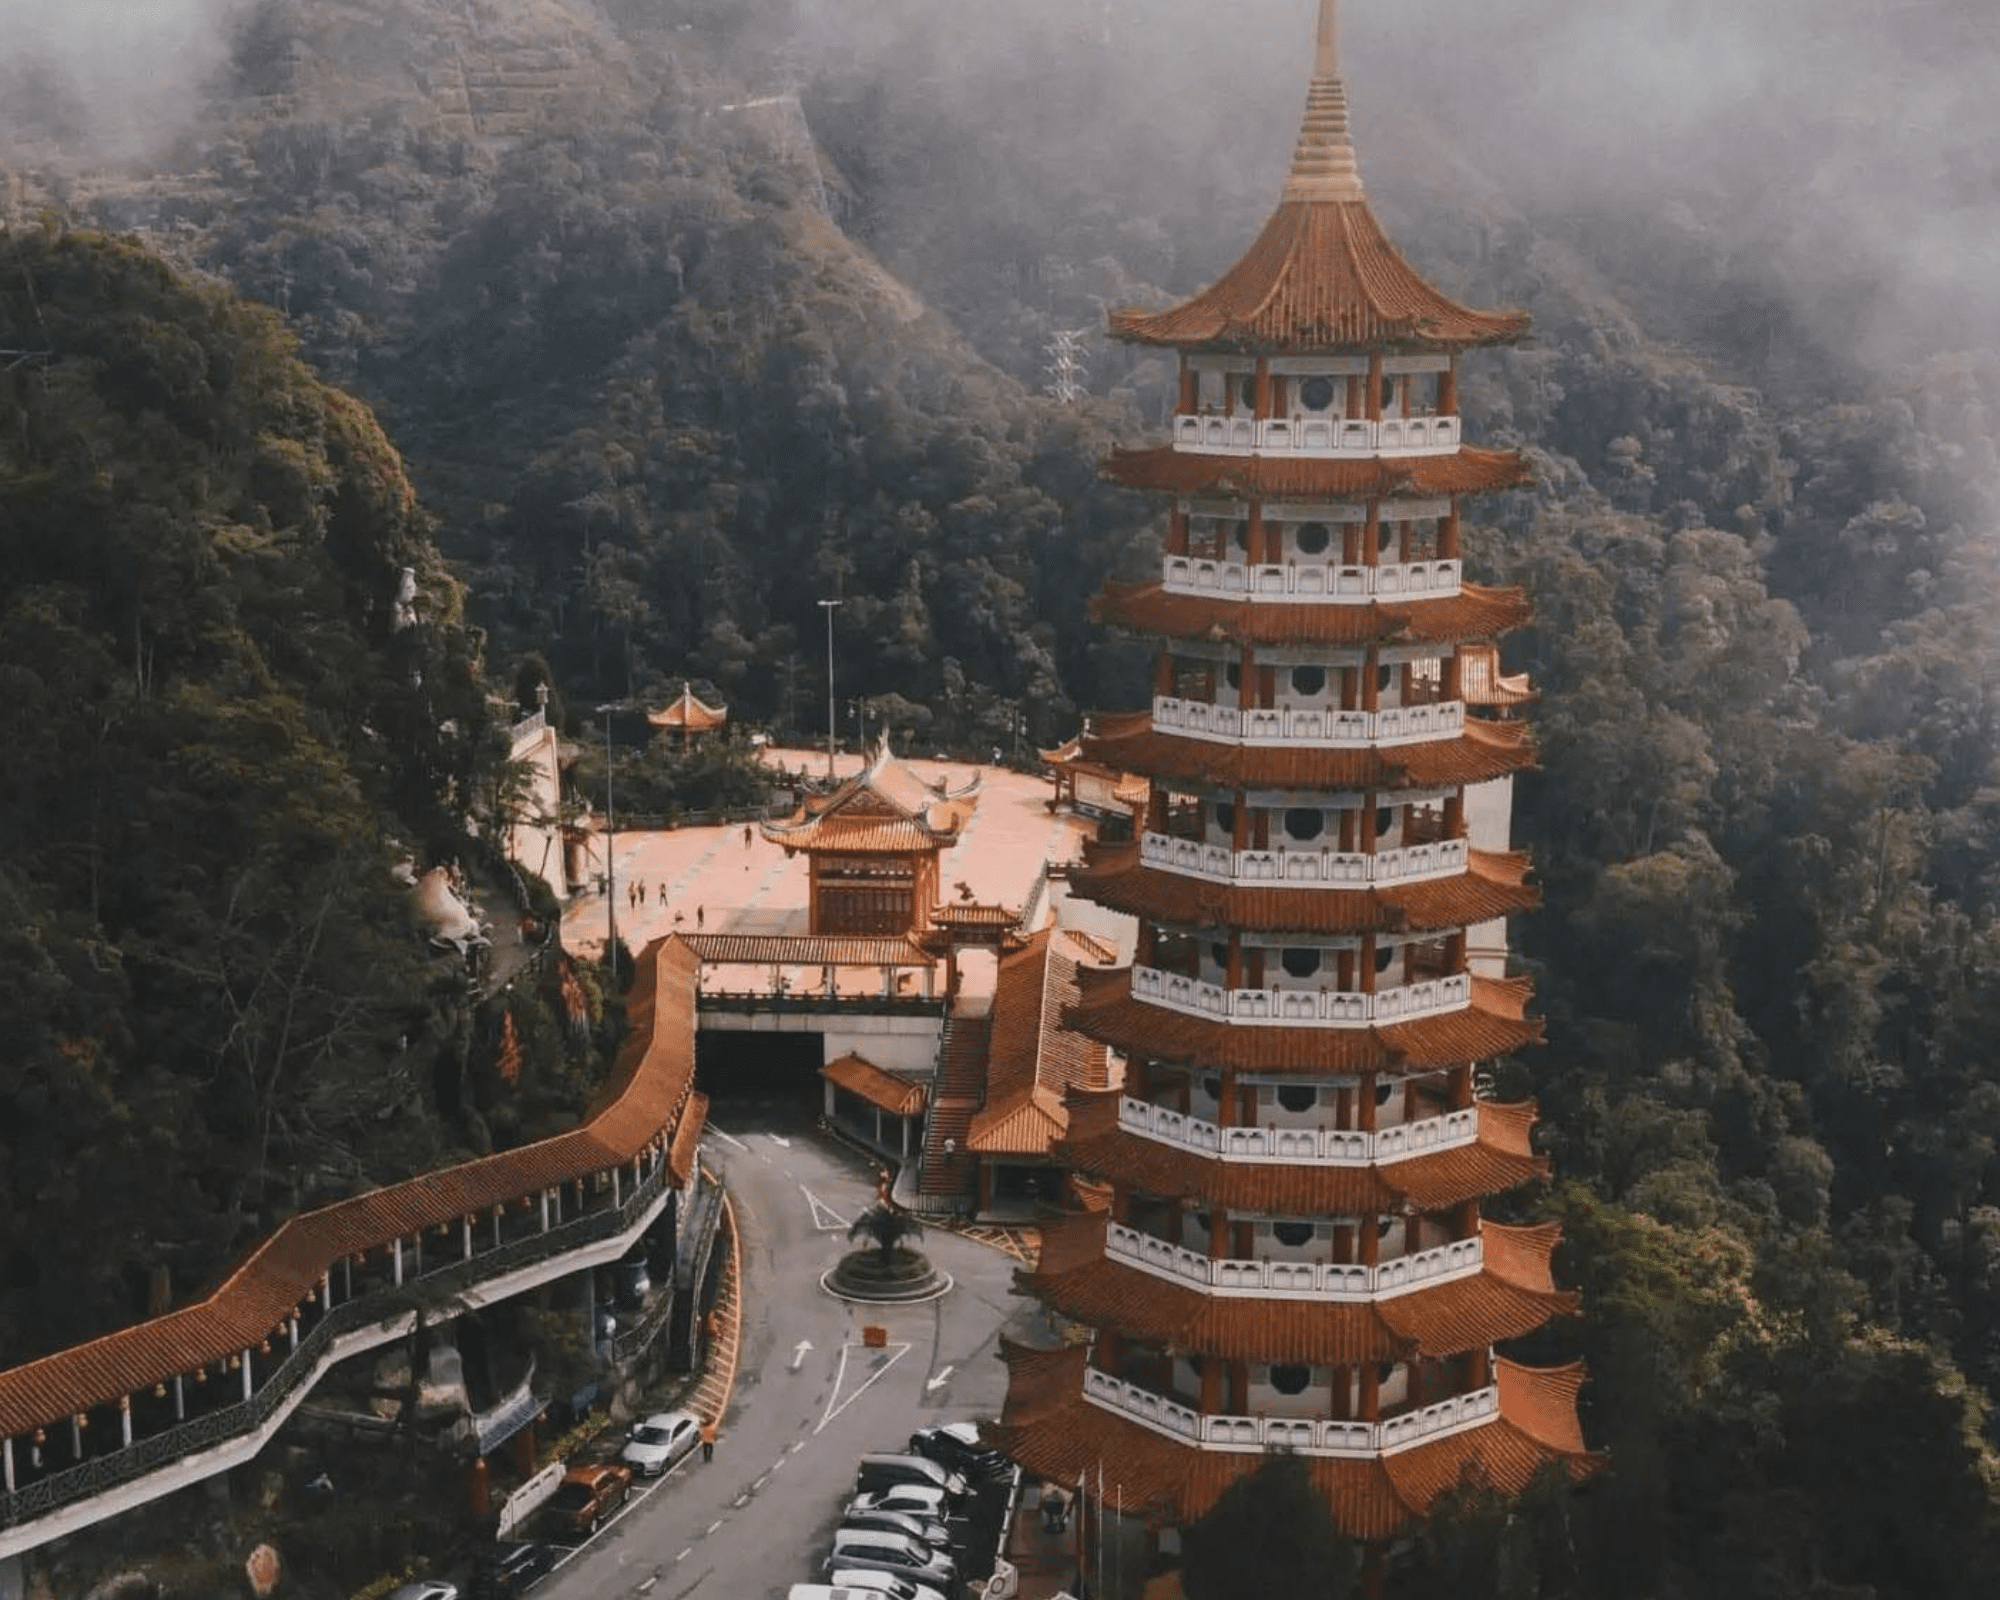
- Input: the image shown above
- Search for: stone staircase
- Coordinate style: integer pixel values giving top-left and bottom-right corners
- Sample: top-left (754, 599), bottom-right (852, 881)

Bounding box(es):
top-left (916, 1013), bottom-right (988, 1208)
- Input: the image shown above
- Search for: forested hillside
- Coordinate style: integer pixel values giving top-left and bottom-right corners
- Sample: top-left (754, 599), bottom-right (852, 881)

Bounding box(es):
top-left (6, 0), bottom-right (2000, 1593)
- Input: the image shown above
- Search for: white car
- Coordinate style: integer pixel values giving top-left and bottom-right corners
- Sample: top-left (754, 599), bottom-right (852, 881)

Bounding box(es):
top-left (619, 1409), bottom-right (702, 1477)
top-left (820, 1572), bottom-right (949, 1600)
top-left (846, 1485), bottom-right (951, 1522)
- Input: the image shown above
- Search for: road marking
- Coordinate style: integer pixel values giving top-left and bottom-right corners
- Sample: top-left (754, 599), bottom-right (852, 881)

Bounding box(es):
top-left (801, 1187), bottom-right (850, 1231)
top-left (675, 1549), bottom-right (691, 1563)
top-left (790, 1440), bottom-right (807, 1454)
top-left (732, 1492), bottom-right (750, 1506)
top-left (815, 1341), bottom-right (913, 1433)
top-left (753, 1473), bottom-right (770, 1490)
top-left (767, 1133), bottom-right (792, 1149)
top-left (708, 1518), bottom-right (726, 1533)
top-left (925, 1365), bottom-right (955, 1391)
top-left (791, 1338), bottom-right (814, 1371)
top-left (638, 1579), bottom-right (658, 1593)
top-left (706, 1126), bottom-right (748, 1151)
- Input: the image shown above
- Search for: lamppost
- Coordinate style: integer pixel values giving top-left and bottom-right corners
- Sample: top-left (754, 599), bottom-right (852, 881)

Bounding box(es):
top-left (596, 702), bottom-right (621, 964)
top-left (818, 597), bottom-right (842, 781)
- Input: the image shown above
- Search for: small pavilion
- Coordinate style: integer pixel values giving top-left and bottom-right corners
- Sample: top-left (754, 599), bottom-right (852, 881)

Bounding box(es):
top-left (647, 683), bottom-right (729, 749)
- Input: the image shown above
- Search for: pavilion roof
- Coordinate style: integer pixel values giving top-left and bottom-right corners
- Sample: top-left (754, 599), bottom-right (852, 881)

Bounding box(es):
top-left (646, 682), bottom-right (728, 731)
top-left (762, 736), bottom-right (979, 855)
top-left (1070, 840), bottom-right (1537, 936)
top-left (1066, 965), bottom-right (1541, 1078)
top-left (684, 933), bottom-right (934, 968)
top-left (967, 929), bottom-right (1119, 1157)
top-left (990, 1341), bottom-right (1593, 1535)
top-left (1459, 642), bottom-right (1537, 707)
top-left (1092, 579), bottom-right (1533, 649)
top-left (821, 1052), bottom-right (928, 1118)
top-left (1020, 1212), bottom-right (1577, 1364)
top-left (1102, 445), bottom-right (1528, 500)
top-left (1079, 710), bottom-right (1535, 793)
top-left (1055, 1092), bottom-right (1548, 1215)
top-left (1105, 4), bottom-right (1528, 357)
top-left (0, 938), bottom-right (706, 1440)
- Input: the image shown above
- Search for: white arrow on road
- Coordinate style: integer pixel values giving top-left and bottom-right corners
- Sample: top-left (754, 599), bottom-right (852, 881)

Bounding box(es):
top-left (767, 1133), bottom-right (792, 1149)
top-left (924, 1365), bottom-right (954, 1392)
top-left (791, 1340), bottom-right (814, 1372)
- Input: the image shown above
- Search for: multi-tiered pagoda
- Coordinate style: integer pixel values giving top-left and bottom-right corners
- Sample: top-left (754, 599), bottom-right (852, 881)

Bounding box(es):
top-left (995, 1), bottom-right (1594, 1584)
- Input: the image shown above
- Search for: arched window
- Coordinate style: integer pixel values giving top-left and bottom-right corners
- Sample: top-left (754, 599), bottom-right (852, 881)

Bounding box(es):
top-left (1276, 1084), bottom-right (1317, 1114)
top-left (1295, 520), bottom-right (1331, 555)
top-left (1270, 1363), bottom-right (1311, 1396)
top-left (1273, 1219), bottom-right (1314, 1247)
top-left (1281, 948), bottom-right (1321, 979)
top-left (1290, 664), bottom-right (1326, 697)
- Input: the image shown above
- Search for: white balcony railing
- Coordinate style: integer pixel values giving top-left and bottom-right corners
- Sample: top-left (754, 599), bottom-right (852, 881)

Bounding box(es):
top-left (1103, 1221), bottom-right (1483, 1300)
top-left (1115, 1095), bottom-right (1478, 1165)
top-left (1152, 696), bottom-right (1465, 750)
top-left (1138, 832), bottom-right (1469, 889)
top-left (1160, 555), bottom-right (1462, 604)
top-left (1171, 413), bottom-right (1463, 459)
top-left (1128, 965), bottom-right (1471, 1031)
top-left (1081, 1367), bottom-right (1500, 1458)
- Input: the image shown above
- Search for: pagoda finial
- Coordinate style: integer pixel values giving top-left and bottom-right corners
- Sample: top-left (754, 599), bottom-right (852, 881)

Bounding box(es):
top-left (1283, 0), bottom-right (1365, 204)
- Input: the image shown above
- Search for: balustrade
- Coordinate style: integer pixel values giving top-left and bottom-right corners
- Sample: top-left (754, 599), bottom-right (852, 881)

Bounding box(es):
top-left (1171, 413), bottom-right (1462, 458)
top-left (1152, 696), bottom-right (1464, 749)
top-left (1116, 1094), bottom-right (1479, 1164)
top-left (1159, 555), bottom-right (1461, 604)
top-left (1138, 832), bottom-right (1468, 889)
top-left (1104, 1220), bottom-right (1482, 1299)
top-left (1080, 1366), bottom-right (1499, 1457)
top-left (1128, 964), bottom-right (1472, 1030)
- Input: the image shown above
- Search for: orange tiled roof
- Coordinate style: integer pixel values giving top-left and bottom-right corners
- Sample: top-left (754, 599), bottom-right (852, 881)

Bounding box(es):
top-left (991, 1343), bottom-right (1590, 1536)
top-left (1078, 709), bottom-right (1534, 794)
top-left (1067, 965), bottom-right (1542, 1076)
top-left (762, 740), bottom-right (979, 855)
top-left (1459, 643), bottom-right (1536, 708)
top-left (1093, 580), bottom-right (1533, 650)
top-left (1020, 1212), bottom-right (1576, 1364)
top-left (0, 938), bottom-right (706, 1440)
top-left (684, 933), bottom-right (934, 967)
top-left (1070, 841), bottom-right (1537, 936)
top-left (1054, 1092), bottom-right (1546, 1215)
top-left (821, 1052), bottom-right (928, 1118)
top-left (967, 929), bottom-right (1117, 1157)
top-left (1103, 445), bottom-right (1528, 500)
top-left (646, 683), bottom-right (728, 731)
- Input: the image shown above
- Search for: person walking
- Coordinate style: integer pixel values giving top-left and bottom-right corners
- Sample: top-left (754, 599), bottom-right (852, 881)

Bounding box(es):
top-left (700, 1417), bottom-right (718, 1463)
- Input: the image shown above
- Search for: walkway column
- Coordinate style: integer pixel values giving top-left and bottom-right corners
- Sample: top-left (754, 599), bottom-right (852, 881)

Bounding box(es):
top-left (119, 1396), bottom-right (132, 1448)
top-left (3, 1435), bottom-right (12, 1492)
top-left (392, 1238), bottom-right (405, 1287)
top-left (240, 1352), bottom-right (253, 1402)
top-left (540, 1191), bottom-right (551, 1233)
top-left (611, 1168), bottom-right (622, 1208)
top-left (173, 1374), bottom-right (185, 1420)
top-left (464, 1216), bottom-right (476, 1260)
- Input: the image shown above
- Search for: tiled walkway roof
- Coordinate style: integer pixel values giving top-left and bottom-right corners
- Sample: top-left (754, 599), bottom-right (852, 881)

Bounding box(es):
top-left (967, 930), bottom-right (1116, 1158)
top-left (684, 933), bottom-right (933, 967)
top-left (0, 938), bottom-right (706, 1441)
top-left (821, 1052), bottom-right (928, 1118)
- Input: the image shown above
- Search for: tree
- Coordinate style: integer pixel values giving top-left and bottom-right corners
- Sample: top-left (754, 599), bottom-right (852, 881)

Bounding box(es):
top-left (1181, 1452), bottom-right (1356, 1600)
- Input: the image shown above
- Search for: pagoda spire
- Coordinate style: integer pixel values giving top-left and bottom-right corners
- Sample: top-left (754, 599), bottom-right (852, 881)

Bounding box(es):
top-left (1282, 0), bottom-right (1366, 205)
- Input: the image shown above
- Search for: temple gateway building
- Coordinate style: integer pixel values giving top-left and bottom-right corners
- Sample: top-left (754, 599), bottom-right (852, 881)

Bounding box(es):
top-left (992, 3), bottom-right (1597, 1591)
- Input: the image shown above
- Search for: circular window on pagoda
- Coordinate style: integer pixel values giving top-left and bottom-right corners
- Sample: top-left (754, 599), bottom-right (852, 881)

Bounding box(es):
top-left (1277, 1084), bottom-right (1317, 1114)
top-left (1200, 1074), bottom-right (1222, 1103)
top-left (1269, 1364), bottom-right (1311, 1396)
top-left (1375, 943), bottom-right (1396, 974)
top-left (1273, 1219), bottom-right (1314, 1246)
top-left (1300, 376), bottom-right (1336, 412)
top-left (1284, 808), bottom-right (1324, 842)
top-left (1291, 664), bottom-right (1326, 697)
top-left (1210, 944), bottom-right (1230, 970)
top-left (1224, 659), bottom-right (1241, 690)
top-left (1231, 520), bottom-right (1249, 551)
top-left (1376, 1081), bottom-right (1395, 1106)
top-left (1239, 376), bottom-right (1259, 412)
top-left (1375, 806), bottom-right (1395, 837)
top-left (1281, 947), bottom-right (1321, 979)
top-left (1214, 801), bottom-right (1235, 834)
top-left (1294, 521), bottom-right (1331, 555)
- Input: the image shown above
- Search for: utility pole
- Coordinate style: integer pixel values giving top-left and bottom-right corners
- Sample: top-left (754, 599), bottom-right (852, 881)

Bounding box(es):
top-left (818, 598), bottom-right (842, 781)
top-left (596, 702), bottom-right (621, 964)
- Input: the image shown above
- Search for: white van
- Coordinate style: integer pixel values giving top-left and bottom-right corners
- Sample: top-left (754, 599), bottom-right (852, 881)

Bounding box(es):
top-left (825, 1529), bottom-right (958, 1592)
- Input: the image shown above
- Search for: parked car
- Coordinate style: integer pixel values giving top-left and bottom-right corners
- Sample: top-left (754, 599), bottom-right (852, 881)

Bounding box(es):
top-left (546, 1460), bottom-right (634, 1535)
top-left (469, 1541), bottom-right (558, 1600)
top-left (839, 1505), bottom-right (952, 1551)
top-left (388, 1584), bottom-right (458, 1600)
top-left (845, 1485), bottom-right (952, 1522)
top-left (825, 1529), bottom-right (958, 1592)
top-left (908, 1421), bottom-right (1010, 1480)
top-left (797, 1582), bottom-right (947, 1600)
top-left (621, 1408), bottom-right (702, 1477)
top-left (812, 1577), bottom-right (949, 1600)
top-left (852, 1453), bottom-right (968, 1503)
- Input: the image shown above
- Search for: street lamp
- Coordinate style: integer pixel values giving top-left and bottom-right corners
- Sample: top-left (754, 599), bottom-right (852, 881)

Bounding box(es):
top-left (596, 701), bottom-right (621, 964)
top-left (817, 597), bottom-right (842, 781)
